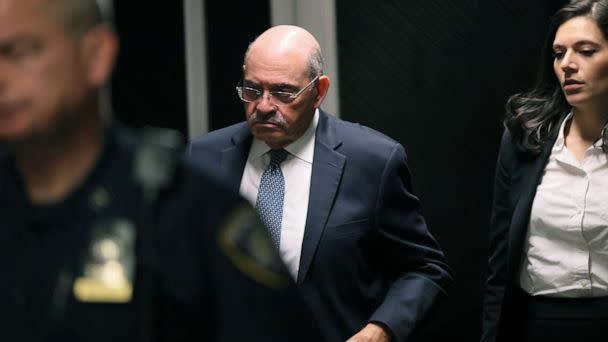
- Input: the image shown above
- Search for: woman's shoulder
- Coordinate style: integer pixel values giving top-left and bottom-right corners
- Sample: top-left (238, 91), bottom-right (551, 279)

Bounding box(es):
top-left (498, 128), bottom-right (517, 156)
top-left (497, 127), bottom-right (530, 168)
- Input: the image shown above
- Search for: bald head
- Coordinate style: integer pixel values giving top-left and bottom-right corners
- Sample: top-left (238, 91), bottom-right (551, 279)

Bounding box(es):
top-left (244, 25), bottom-right (324, 80)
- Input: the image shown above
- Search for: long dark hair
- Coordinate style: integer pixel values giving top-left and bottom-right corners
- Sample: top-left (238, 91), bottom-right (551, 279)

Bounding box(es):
top-left (505, 0), bottom-right (608, 154)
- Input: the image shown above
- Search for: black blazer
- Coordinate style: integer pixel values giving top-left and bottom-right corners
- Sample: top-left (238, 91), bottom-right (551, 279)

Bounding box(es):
top-left (481, 127), bottom-right (560, 342)
top-left (187, 110), bottom-right (452, 341)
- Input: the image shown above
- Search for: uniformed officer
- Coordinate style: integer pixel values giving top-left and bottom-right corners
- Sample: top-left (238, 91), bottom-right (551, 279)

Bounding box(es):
top-left (0, 0), bottom-right (320, 341)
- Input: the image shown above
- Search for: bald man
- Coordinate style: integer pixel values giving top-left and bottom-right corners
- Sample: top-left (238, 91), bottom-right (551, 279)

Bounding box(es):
top-left (187, 25), bottom-right (452, 341)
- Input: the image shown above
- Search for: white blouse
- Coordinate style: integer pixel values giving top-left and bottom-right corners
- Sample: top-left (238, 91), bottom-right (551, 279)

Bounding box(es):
top-left (520, 112), bottom-right (608, 297)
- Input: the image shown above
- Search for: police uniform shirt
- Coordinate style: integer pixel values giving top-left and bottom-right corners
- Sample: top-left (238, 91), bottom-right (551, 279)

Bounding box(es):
top-left (0, 124), bottom-right (142, 341)
top-left (0, 123), bottom-right (322, 342)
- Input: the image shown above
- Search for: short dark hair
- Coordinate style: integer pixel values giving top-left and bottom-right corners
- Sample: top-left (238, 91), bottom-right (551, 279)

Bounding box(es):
top-left (505, 0), bottom-right (608, 154)
top-left (44, 0), bottom-right (103, 36)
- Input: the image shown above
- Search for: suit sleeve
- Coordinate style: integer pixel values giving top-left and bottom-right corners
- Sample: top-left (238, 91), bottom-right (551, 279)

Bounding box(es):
top-left (367, 144), bottom-right (452, 342)
top-left (481, 130), bottom-right (515, 342)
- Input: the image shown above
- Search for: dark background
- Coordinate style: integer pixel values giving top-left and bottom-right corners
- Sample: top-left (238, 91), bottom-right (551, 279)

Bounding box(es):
top-left (111, 1), bottom-right (567, 340)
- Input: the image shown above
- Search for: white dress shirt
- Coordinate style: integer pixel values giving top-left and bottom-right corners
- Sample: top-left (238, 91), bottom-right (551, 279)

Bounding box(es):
top-left (520, 112), bottom-right (608, 297)
top-left (239, 110), bottom-right (319, 280)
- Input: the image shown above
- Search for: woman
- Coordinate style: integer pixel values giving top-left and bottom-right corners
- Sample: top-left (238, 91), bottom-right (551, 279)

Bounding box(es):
top-left (482, 1), bottom-right (608, 341)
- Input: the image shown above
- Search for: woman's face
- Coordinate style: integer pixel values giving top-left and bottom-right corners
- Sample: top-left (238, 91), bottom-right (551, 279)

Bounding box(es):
top-left (553, 16), bottom-right (608, 108)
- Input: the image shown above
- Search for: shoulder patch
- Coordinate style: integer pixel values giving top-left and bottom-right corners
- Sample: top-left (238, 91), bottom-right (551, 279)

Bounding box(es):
top-left (218, 203), bottom-right (290, 289)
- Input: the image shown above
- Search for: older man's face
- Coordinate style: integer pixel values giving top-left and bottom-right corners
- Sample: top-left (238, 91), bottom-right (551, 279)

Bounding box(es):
top-left (242, 48), bottom-right (318, 149)
top-left (0, 0), bottom-right (92, 144)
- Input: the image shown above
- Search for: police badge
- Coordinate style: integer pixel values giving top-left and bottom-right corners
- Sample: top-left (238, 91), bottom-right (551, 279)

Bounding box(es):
top-left (73, 218), bottom-right (136, 303)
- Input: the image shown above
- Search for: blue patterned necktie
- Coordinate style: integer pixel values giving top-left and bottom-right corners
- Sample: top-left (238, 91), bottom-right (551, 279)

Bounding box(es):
top-left (255, 149), bottom-right (289, 249)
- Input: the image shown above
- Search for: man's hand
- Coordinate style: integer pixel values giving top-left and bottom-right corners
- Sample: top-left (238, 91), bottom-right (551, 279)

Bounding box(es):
top-left (346, 323), bottom-right (390, 342)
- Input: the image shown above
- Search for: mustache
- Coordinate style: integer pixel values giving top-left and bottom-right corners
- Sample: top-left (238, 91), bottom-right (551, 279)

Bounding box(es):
top-left (249, 111), bottom-right (287, 127)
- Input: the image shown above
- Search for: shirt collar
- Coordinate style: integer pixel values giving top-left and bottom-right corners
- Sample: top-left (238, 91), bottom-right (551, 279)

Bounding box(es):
top-left (554, 111), bottom-right (607, 151)
top-left (592, 137), bottom-right (604, 150)
top-left (593, 124), bottom-right (607, 150)
top-left (553, 111), bottom-right (573, 151)
top-left (250, 109), bottom-right (319, 163)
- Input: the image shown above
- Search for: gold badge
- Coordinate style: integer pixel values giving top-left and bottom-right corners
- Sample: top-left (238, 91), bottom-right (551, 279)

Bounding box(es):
top-left (218, 203), bottom-right (290, 289)
top-left (73, 218), bottom-right (136, 303)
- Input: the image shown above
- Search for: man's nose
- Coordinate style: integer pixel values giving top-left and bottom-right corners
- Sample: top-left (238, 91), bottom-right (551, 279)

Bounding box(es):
top-left (255, 92), bottom-right (277, 113)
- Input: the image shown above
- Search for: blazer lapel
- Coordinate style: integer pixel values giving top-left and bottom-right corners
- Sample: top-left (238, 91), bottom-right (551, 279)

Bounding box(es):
top-left (507, 135), bottom-right (557, 279)
top-left (297, 112), bottom-right (345, 283)
top-left (220, 124), bottom-right (252, 193)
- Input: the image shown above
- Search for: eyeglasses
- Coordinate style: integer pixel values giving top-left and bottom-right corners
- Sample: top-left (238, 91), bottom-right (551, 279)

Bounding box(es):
top-left (236, 75), bottom-right (320, 105)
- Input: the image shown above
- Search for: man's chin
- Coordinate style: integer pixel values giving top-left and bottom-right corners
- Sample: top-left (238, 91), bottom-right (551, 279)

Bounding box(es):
top-left (251, 122), bottom-right (282, 134)
top-left (251, 130), bottom-right (289, 148)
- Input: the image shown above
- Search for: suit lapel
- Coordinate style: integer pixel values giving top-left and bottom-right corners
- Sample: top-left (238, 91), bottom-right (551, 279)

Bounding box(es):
top-left (297, 112), bottom-right (345, 283)
top-left (220, 124), bottom-right (252, 193)
top-left (507, 135), bottom-right (557, 278)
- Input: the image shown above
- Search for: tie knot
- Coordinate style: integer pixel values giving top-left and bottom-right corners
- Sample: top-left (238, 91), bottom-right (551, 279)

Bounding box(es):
top-left (269, 149), bottom-right (288, 166)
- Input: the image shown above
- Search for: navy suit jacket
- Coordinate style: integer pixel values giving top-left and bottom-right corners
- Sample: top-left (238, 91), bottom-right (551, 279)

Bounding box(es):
top-left (187, 110), bottom-right (452, 341)
top-left (481, 126), bottom-right (561, 342)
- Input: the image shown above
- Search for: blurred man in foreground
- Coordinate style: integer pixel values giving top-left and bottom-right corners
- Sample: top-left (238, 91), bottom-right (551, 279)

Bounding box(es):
top-left (0, 0), bottom-right (319, 341)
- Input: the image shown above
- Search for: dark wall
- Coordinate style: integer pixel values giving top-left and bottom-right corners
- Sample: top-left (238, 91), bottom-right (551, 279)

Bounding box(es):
top-left (111, 2), bottom-right (187, 136)
top-left (111, 2), bottom-right (271, 137)
top-left (336, 0), bottom-right (565, 340)
top-left (205, 1), bottom-right (271, 130)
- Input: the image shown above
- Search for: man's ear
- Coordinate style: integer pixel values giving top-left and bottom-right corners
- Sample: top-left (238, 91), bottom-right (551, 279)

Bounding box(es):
top-left (313, 75), bottom-right (330, 108)
top-left (81, 24), bottom-right (119, 88)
